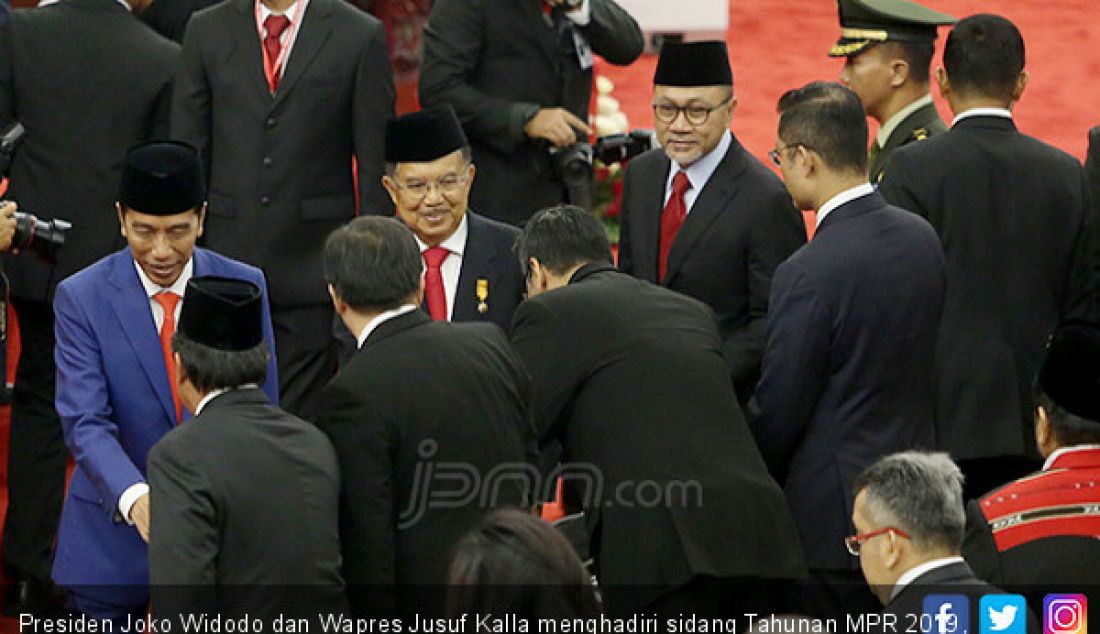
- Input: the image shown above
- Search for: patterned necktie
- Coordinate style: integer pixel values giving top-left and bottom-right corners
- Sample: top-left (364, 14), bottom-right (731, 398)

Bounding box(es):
top-left (263, 14), bottom-right (291, 93)
top-left (423, 246), bottom-right (450, 321)
top-left (659, 171), bottom-right (692, 283)
top-left (154, 291), bottom-right (182, 422)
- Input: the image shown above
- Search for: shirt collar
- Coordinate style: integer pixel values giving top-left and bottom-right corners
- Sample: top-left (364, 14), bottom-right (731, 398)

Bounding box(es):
top-left (38, 0), bottom-right (131, 9)
top-left (194, 384), bottom-right (261, 416)
top-left (1042, 444), bottom-right (1100, 471)
top-left (876, 94), bottom-right (934, 148)
top-left (258, 0), bottom-right (310, 25)
top-left (891, 556), bottom-right (966, 601)
top-left (952, 107), bottom-right (1013, 127)
top-left (668, 130), bottom-right (732, 194)
top-left (355, 304), bottom-right (418, 349)
top-left (414, 213), bottom-right (468, 257)
top-left (816, 183), bottom-right (875, 229)
top-left (134, 257), bottom-right (193, 300)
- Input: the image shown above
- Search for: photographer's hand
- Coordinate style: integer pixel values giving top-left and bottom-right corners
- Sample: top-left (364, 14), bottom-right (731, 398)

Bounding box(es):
top-left (0, 201), bottom-right (17, 252)
top-left (524, 108), bottom-right (593, 148)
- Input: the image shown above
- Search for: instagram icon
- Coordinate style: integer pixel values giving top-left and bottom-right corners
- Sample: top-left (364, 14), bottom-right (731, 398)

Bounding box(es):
top-left (1045, 595), bottom-right (1088, 634)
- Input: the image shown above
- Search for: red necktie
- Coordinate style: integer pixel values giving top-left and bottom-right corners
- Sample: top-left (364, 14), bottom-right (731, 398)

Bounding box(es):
top-left (659, 171), bottom-right (692, 282)
top-left (154, 291), bottom-right (182, 422)
top-left (423, 246), bottom-right (449, 321)
top-left (263, 14), bottom-right (291, 93)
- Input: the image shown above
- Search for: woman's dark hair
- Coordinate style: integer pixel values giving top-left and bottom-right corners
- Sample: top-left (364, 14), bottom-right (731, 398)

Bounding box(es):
top-left (447, 509), bottom-right (601, 620)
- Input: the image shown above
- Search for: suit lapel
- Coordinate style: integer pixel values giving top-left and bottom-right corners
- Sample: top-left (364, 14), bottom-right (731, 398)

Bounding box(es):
top-left (233, 0), bottom-right (275, 106)
top-left (663, 139), bottom-right (746, 285)
top-left (633, 154), bottom-right (671, 282)
top-left (272, 0), bottom-right (334, 108)
top-left (453, 213), bottom-right (494, 322)
top-left (106, 251), bottom-right (177, 425)
top-left (517, 0), bottom-right (563, 69)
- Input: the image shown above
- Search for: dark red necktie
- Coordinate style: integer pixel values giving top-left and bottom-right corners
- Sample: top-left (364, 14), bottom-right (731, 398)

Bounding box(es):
top-left (154, 291), bottom-right (182, 423)
top-left (659, 171), bottom-right (692, 282)
top-left (263, 14), bottom-right (291, 93)
top-left (423, 246), bottom-right (449, 321)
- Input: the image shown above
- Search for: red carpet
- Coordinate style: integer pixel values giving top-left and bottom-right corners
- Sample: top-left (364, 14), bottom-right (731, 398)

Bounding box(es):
top-left (0, 0), bottom-right (1097, 626)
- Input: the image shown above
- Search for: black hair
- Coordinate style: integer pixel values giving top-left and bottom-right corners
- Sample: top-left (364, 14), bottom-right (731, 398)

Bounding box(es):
top-left (878, 40), bottom-right (935, 85)
top-left (1034, 385), bottom-right (1100, 446)
top-left (776, 81), bottom-right (868, 175)
top-left (172, 334), bottom-right (269, 393)
top-left (515, 205), bottom-right (612, 278)
top-left (323, 216), bottom-right (422, 312)
top-left (943, 14), bottom-right (1025, 101)
top-left (448, 509), bottom-right (601, 619)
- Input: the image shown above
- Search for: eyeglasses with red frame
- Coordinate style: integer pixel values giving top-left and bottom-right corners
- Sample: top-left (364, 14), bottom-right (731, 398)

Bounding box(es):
top-left (844, 526), bottom-right (910, 556)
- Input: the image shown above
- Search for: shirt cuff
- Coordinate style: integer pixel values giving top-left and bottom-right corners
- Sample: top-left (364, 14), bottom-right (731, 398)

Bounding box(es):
top-left (119, 482), bottom-right (150, 525)
top-left (564, 0), bottom-right (591, 25)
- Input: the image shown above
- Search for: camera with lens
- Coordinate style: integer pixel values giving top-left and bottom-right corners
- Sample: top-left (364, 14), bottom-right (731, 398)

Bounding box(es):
top-left (593, 129), bottom-right (657, 165)
top-left (1, 121), bottom-right (72, 262)
top-left (547, 129), bottom-right (657, 211)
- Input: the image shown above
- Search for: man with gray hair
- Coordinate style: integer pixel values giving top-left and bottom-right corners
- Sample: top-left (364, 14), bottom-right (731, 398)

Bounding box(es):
top-left (850, 452), bottom-right (1031, 630)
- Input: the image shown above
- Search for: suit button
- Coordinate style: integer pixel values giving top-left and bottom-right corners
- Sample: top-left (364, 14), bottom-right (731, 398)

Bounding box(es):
top-left (261, 196), bottom-right (271, 206)
top-left (263, 157), bottom-right (273, 167)
top-left (266, 117), bottom-right (276, 128)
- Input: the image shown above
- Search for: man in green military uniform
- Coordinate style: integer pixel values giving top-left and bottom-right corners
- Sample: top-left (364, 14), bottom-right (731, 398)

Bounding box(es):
top-left (831, 0), bottom-right (956, 183)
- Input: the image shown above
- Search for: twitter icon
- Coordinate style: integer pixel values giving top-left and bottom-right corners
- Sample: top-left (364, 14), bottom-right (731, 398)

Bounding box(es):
top-left (982, 594), bottom-right (1028, 634)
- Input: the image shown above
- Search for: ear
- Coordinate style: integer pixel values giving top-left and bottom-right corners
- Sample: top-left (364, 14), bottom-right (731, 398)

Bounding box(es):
top-left (195, 203), bottom-right (207, 239)
top-left (883, 530), bottom-right (905, 570)
top-left (795, 144), bottom-right (816, 178)
top-left (728, 95), bottom-right (739, 118)
top-left (117, 203), bottom-right (127, 238)
top-left (173, 352), bottom-right (187, 386)
top-left (935, 67), bottom-right (950, 100)
top-left (889, 58), bottom-right (910, 88)
top-left (1010, 70), bottom-right (1029, 107)
top-left (1035, 405), bottom-right (1054, 454)
top-left (327, 284), bottom-right (346, 315)
top-left (382, 174), bottom-right (400, 209)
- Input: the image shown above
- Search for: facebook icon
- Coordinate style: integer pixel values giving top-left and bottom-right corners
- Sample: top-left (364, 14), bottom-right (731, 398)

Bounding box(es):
top-left (923, 595), bottom-right (971, 634)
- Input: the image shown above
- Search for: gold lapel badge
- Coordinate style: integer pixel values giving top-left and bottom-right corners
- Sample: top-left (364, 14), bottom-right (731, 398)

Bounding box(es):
top-left (476, 278), bottom-right (489, 315)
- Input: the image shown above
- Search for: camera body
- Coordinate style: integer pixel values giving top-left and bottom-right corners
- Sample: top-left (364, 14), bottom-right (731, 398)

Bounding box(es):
top-left (547, 129), bottom-right (657, 211)
top-left (1, 121), bottom-right (71, 262)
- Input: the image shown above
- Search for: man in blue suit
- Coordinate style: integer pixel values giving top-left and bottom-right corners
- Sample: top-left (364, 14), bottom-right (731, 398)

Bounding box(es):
top-left (51, 141), bottom-right (279, 619)
top-left (750, 82), bottom-right (945, 620)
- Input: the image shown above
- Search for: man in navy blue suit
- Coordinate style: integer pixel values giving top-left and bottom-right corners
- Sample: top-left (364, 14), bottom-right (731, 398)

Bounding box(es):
top-left (51, 141), bottom-right (279, 620)
top-left (749, 81), bottom-right (945, 620)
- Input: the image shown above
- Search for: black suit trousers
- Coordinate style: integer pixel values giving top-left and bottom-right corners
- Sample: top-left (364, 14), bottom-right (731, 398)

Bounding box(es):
top-left (272, 303), bottom-right (339, 420)
top-left (2, 297), bottom-right (67, 582)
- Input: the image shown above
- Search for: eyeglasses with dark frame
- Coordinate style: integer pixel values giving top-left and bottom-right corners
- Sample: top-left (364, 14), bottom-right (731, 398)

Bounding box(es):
top-left (844, 526), bottom-right (910, 556)
top-left (394, 171), bottom-right (470, 201)
top-left (651, 97), bottom-right (733, 126)
top-left (769, 143), bottom-right (814, 167)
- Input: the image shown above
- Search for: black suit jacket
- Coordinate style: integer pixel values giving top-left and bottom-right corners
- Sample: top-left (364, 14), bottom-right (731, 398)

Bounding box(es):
top-left (879, 116), bottom-right (1096, 462)
top-left (751, 192), bottom-right (945, 571)
top-left (618, 139), bottom-right (807, 405)
top-left (510, 264), bottom-right (806, 614)
top-left (314, 310), bottom-right (535, 615)
top-left (0, 0), bottom-right (178, 301)
top-left (883, 561), bottom-right (1024, 632)
top-left (438, 211), bottom-right (524, 331)
top-left (171, 0), bottom-right (394, 306)
top-left (141, 0), bottom-right (222, 42)
top-left (418, 0), bottom-right (642, 224)
top-left (148, 388), bottom-right (346, 618)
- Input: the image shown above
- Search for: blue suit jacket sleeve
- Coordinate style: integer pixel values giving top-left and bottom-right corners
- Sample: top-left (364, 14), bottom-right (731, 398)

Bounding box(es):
top-left (749, 261), bottom-right (832, 479)
top-left (256, 270), bottom-right (280, 403)
top-left (54, 281), bottom-right (146, 513)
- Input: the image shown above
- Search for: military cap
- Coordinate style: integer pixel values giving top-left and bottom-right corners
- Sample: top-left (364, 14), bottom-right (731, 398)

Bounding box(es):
top-left (178, 276), bottom-right (264, 352)
top-left (829, 0), bottom-right (957, 58)
top-left (1037, 320), bottom-right (1100, 424)
top-left (385, 105), bottom-right (469, 163)
top-left (119, 141), bottom-right (205, 215)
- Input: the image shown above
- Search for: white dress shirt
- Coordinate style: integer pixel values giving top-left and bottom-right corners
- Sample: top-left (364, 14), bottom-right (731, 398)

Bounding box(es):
top-left (815, 182), bottom-right (875, 229)
top-left (951, 107), bottom-right (1013, 127)
top-left (414, 213), bottom-right (468, 321)
top-left (356, 304), bottom-right (419, 349)
top-left (664, 130), bottom-right (732, 215)
top-left (890, 556), bottom-right (966, 601)
top-left (118, 258), bottom-right (194, 524)
top-left (258, 0), bottom-right (312, 79)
